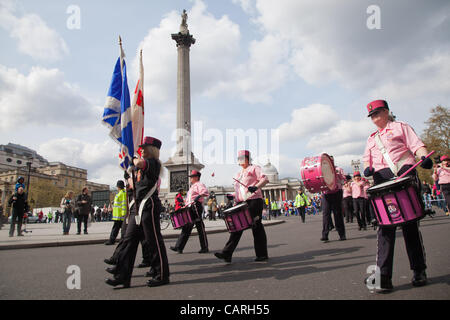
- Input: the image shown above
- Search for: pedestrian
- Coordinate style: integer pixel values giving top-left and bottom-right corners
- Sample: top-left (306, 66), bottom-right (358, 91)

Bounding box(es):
top-left (320, 159), bottom-right (346, 242)
top-left (47, 211), bottom-right (53, 223)
top-left (105, 180), bottom-right (127, 245)
top-left (433, 155), bottom-right (450, 215)
top-left (105, 136), bottom-right (169, 288)
top-left (170, 170), bottom-right (210, 254)
top-left (15, 176), bottom-right (26, 192)
top-left (8, 187), bottom-right (29, 237)
top-left (362, 99), bottom-right (432, 292)
top-left (214, 150), bottom-right (269, 263)
top-left (61, 191), bottom-right (75, 235)
top-left (76, 187), bottom-right (92, 235)
top-left (294, 187), bottom-right (310, 223)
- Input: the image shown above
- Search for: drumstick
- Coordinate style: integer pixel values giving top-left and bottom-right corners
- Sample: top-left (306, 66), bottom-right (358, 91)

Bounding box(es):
top-left (233, 177), bottom-right (249, 188)
top-left (396, 150), bottom-right (435, 180)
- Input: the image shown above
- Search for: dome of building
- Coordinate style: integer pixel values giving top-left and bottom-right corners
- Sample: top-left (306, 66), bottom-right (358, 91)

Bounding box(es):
top-left (262, 160), bottom-right (279, 183)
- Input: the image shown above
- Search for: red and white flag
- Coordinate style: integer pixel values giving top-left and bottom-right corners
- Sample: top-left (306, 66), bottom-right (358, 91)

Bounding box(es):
top-left (131, 49), bottom-right (145, 157)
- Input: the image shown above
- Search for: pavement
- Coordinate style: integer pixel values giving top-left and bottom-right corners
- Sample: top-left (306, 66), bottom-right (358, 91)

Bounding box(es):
top-left (0, 216), bottom-right (284, 250)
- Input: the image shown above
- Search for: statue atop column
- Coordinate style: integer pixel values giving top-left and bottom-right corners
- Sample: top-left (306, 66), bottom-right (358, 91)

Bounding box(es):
top-left (180, 9), bottom-right (188, 34)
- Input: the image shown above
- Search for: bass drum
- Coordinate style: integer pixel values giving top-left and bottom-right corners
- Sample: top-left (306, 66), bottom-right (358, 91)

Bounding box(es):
top-left (300, 153), bottom-right (336, 193)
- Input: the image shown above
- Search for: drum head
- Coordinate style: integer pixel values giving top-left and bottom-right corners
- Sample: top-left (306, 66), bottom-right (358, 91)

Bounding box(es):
top-left (320, 153), bottom-right (336, 190)
top-left (368, 176), bottom-right (415, 192)
top-left (223, 202), bottom-right (247, 214)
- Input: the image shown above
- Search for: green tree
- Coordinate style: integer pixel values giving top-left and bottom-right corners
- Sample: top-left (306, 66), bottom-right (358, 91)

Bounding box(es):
top-left (417, 105), bottom-right (450, 183)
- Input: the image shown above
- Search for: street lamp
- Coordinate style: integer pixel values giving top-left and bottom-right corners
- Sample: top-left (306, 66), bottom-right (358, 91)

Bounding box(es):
top-left (184, 120), bottom-right (190, 190)
top-left (25, 158), bottom-right (33, 201)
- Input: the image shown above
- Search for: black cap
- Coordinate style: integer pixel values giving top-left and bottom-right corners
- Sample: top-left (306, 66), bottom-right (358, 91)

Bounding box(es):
top-left (116, 180), bottom-right (125, 189)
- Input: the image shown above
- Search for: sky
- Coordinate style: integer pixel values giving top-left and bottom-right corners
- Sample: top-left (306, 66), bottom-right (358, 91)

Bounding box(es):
top-left (1, 0), bottom-right (449, 189)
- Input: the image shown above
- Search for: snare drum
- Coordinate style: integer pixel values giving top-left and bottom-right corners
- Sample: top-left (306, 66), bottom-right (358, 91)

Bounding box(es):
top-left (170, 206), bottom-right (194, 229)
top-left (367, 176), bottom-right (424, 227)
top-left (300, 153), bottom-right (336, 193)
top-left (222, 202), bottom-right (254, 233)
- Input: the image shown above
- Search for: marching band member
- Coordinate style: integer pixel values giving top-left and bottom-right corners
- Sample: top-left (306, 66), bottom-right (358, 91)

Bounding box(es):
top-left (351, 172), bottom-right (367, 230)
top-left (214, 150), bottom-right (269, 263)
top-left (362, 100), bottom-right (432, 292)
top-left (105, 136), bottom-right (169, 288)
top-left (170, 170), bottom-right (209, 254)
top-left (433, 155), bottom-right (450, 215)
top-left (342, 175), bottom-right (354, 223)
top-left (320, 157), bottom-right (346, 242)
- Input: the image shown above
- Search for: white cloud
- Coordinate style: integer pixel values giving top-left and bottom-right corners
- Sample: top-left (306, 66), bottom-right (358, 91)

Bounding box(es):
top-left (0, 65), bottom-right (97, 130)
top-left (277, 104), bottom-right (340, 141)
top-left (0, 0), bottom-right (69, 62)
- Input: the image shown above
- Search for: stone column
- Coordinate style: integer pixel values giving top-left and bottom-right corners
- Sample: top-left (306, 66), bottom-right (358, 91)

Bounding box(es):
top-left (163, 10), bottom-right (204, 196)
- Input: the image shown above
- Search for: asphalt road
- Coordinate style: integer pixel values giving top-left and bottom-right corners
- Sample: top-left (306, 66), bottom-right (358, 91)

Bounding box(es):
top-left (0, 213), bottom-right (449, 301)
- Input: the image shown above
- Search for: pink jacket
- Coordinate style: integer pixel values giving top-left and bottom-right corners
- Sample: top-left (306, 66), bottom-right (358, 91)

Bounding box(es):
top-left (233, 165), bottom-right (268, 202)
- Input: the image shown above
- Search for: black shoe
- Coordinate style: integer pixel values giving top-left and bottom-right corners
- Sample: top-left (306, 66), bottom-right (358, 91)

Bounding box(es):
top-left (105, 267), bottom-right (117, 275)
top-left (339, 236), bottom-right (347, 241)
top-left (104, 241), bottom-right (114, 245)
top-left (145, 268), bottom-right (157, 278)
top-left (137, 261), bottom-right (151, 268)
top-left (214, 252), bottom-right (232, 263)
top-left (76, 232), bottom-right (81, 235)
top-left (320, 237), bottom-right (329, 242)
top-left (84, 231), bottom-right (88, 234)
top-left (170, 246), bottom-right (183, 254)
top-left (364, 274), bottom-right (393, 293)
top-left (412, 270), bottom-right (427, 287)
top-left (254, 256), bottom-right (269, 262)
top-left (198, 248), bottom-right (209, 254)
top-left (147, 278), bottom-right (169, 287)
top-left (104, 258), bottom-right (116, 265)
top-left (18, 233), bottom-right (24, 237)
top-left (363, 226), bottom-right (367, 230)
top-left (105, 278), bottom-right (130, 288)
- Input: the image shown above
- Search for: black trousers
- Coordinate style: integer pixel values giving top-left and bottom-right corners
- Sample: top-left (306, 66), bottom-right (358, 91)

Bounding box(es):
top-left (109, 220), bottom-right (123, 243)
top-left (174, 202), bottom-right (208, 251)
top-left (322, 190), bottom-right (346, 239)
top-left (377, 221), bottom-right (427, 277)
top-left (110, 218), bottom-right (151, 265)
top-left (77, 215), bottom-right (88, 233)
top-left (115, 202), bottom-right (169, 282)
top-left (9, 211), bottom-right (24, 236)
top-left (342, 197), bottom-right (353, 222)
top-left (296, 206), bottom-right (306, 223)
top-left (353, 198), bottom-right (367, 228)
top-left (221, 198), bottom-right (268, 259)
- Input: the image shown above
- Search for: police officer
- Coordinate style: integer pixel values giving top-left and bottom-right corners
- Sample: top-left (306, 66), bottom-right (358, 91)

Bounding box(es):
top-left (170, 170), bottom-right (209, 254)
top-left (105, 136), bottom-right (169, 288)
top-left (105, 180), bottom-right (127, 245)
top-left (294, 187), bottom-right (310, 223)
top-left (215, 150), bottom-right (269, 263)
top-left (362, 99), bottom-right (432, 292)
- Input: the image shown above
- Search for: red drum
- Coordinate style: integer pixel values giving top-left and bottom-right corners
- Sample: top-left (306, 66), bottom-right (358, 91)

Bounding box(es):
top-left (300, 153), bottom-right (336, 193)
top-left (222, 202), bottom-right (254, 233)
top-left (367, 176), bottom-right (424, 227)
top-left (170, 206), bottom-right (194, 229)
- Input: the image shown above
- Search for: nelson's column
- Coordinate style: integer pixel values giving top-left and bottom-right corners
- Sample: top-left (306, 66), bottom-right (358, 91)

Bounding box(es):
top-left (164, 10), bottom-right (204, 195)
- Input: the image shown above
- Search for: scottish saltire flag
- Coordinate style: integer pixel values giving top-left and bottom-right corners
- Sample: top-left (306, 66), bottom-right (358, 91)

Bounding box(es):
top-left (102, 56), bottom-right (134, 170)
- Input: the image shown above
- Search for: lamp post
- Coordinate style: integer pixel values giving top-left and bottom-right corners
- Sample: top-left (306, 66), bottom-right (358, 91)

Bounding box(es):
top-left (25, 158), bottom-right (33, 201)
top-left (185, 120), bottom-right (190, 190)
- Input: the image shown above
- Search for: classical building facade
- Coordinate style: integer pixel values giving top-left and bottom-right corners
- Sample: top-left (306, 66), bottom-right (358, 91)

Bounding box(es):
top-left (0, 144), bottom-right (110, 216)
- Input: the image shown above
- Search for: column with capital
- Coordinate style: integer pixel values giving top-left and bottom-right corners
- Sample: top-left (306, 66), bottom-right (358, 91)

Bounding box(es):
top-left (164, 10), bottom-right (203, 195)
